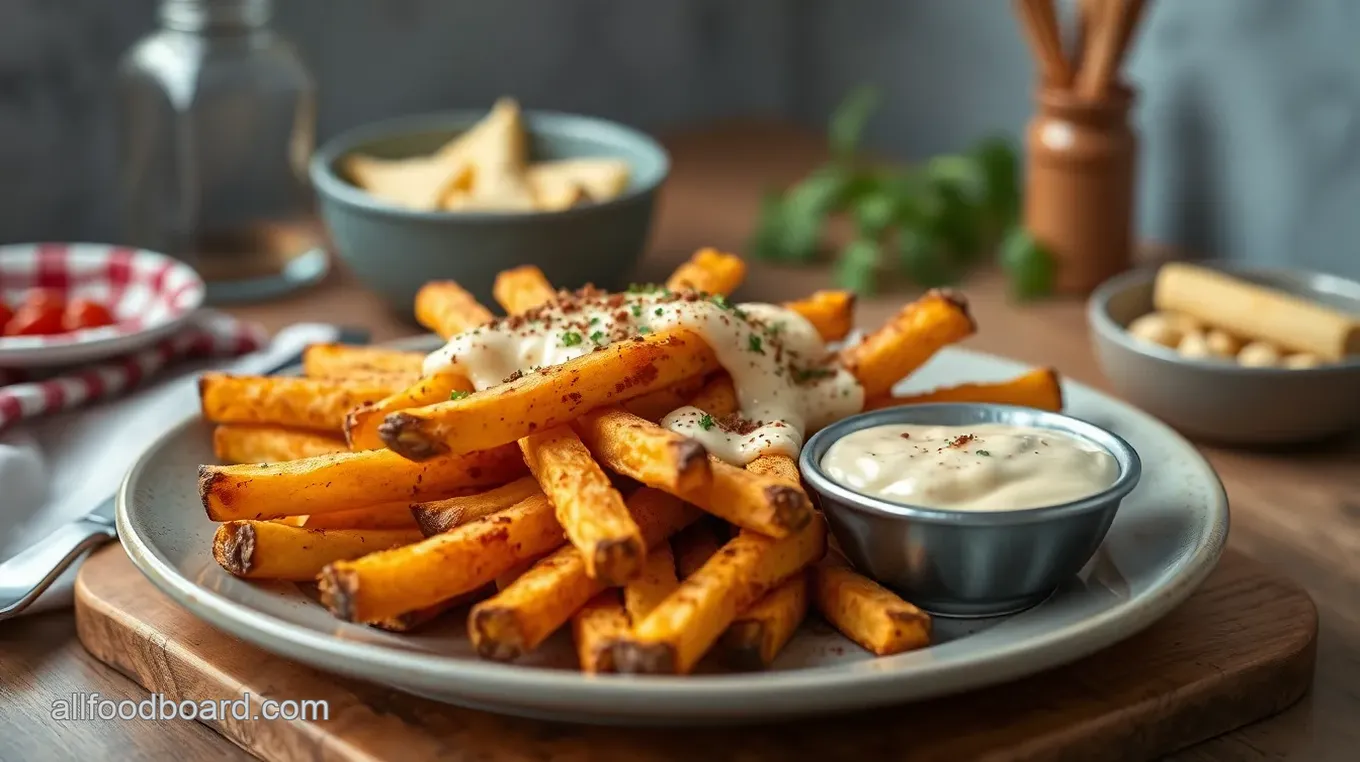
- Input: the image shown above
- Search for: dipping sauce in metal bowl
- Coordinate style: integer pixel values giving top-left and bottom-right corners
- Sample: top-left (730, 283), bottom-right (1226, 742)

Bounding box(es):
top-left (820, 423), bottom-right (1118, 512)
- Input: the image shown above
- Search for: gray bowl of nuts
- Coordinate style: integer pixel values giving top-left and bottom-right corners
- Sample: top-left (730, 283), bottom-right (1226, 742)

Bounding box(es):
top-left (1088, 262), bottom-right (1360, 445)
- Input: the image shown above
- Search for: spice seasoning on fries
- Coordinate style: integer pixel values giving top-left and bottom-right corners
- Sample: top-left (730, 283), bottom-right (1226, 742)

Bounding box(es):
top-left (193, 247), bottom-right (1071, 676)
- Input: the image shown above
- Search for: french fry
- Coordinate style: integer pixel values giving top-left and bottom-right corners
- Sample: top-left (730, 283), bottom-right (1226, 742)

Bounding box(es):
top-left (410, 476), bottom-right (541, 536)
top-left (840, 289), bottom-right (977, 398)
top-left (344, 372), bottom-right (474, 451)
top-left (467, 488), bottom-right (699, 661)
top-left (302, 344), bottom-right (427, 378)
top-left (673, 519), bottom-right (724, 577)
top-left (572, 592), bottom-right (630, 674)
top-left (720, 571), bottom-right (810, 669)
top-left (520, 425), bottom-right (643, 584)
top-left (685, 374), bottom-right (737, 416)
top-left (863, 367), bottom-right (1064, 413)
top-left (298, 501), bottom-right (424, 530)
top-left (493, 264), bottom-right (558, 313)
top-left (200, 445), bottom-right (524, 521)
top-left (785, 290), bottom-right (856, 343)
top-left (212, 425), bottom-right (347, 464)
top-left (572, 407), bottom-right (710, 494)
top-left (614, 517), bottom-right (827, 675)
top-left (212, 522), bottom-right (421, 581)
top-left (622, 376), bottom-right (708, 421)
top-left (318, 493), bottom-right (566, 622)
top-left (414, 281), bottom-right (496, 339)
top-left (379, 330), bottom-right (720, 460)
top-left (665, 248), bottom-right (746, 296)
top-left (624, 542), bottom-right (678, 623)
top-left (812, 555), bottom-right (931, 656)
top-left (200, 373), bottom-right (405, 433)
top-left (746, 453), bottom-right (801, 486)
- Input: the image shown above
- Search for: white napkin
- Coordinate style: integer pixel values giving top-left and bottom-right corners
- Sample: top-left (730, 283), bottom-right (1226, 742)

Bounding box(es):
top-left (0, 323), bottom-right (347, 616)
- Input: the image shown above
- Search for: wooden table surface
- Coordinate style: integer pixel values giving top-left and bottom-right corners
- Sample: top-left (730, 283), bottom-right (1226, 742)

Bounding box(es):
top-left (1, 123), bottom-right (1355, 762)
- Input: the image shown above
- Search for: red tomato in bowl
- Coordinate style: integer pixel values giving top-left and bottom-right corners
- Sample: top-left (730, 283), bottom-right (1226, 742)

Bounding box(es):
top-left (62, 298), bottom-right (116, 331)
top-left (0, 301), bottom-right (12, 332)
top-left (7, 303), bottom-right (65, 335)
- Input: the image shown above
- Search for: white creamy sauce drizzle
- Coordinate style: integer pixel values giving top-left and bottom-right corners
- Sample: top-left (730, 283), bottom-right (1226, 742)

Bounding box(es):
top-left (821, 423), bottom-right (1118, 511)
top-left (422, 287), bottom-right (864, 465)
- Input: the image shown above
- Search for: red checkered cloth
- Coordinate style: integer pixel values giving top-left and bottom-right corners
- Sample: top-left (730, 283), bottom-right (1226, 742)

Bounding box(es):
top-left (0, 312), bottom-right (266, 432)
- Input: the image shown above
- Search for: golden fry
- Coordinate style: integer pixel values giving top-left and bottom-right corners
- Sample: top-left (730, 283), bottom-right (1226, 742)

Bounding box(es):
top-left (199, 373), bottom-right (404, 433)
top-left (614, 517), bottom-right (827, 675)
top-left (345, 372), bottom-right (474, 451)
top-left (493, 264), bottom-right (558, 313)
top-left (379, 330), bottom-right (720, 460)
top-left (685, 374), bottom-right (737, 416)
top-left (573, 407), bottom-right (710, 494)
top-left (572, 592), bottom-right (630, 674)
top-left (624, 541), bottom-right (678, 623)
top-left (863, 367), bottom-right (1064, 413)
top-left (200, 445), bottom-right (524, 521)
top-left (318, 493), bottom-right (566, 622)
top-left (746, 453), bottom-right (800, 486)
top-left (785, 290), bottom-right (856, 343)
top-left (467, 488), bottom-right (699, 661)
top-left (720, 571), bottom-right (810, 669)
top-left (212, 521), bottom-right (421, 581)
top-left (665, 248), bottom-right (746, 296)
top-left (301, 344), bottom-right (426, 378)
top-left (414, 281), bottom-right (495, 338)
top-left (297, 501), bottom-right (425, 530)
top-left (411, 476), bottom-right (541, 536)
top-left (812, 556), bottom-right (931, 656)
top-left (212, 424), bottom-right (347, 464)
top-left (840, 289), bottom-right (976, 398)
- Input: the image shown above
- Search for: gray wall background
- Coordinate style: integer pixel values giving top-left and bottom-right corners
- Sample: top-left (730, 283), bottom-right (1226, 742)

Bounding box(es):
top-left (3, 0), bottom-right (1358, 278)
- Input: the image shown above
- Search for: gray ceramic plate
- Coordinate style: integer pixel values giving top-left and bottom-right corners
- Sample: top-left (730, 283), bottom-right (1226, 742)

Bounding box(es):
top-left (117, 341), bottom-right (1228, 725)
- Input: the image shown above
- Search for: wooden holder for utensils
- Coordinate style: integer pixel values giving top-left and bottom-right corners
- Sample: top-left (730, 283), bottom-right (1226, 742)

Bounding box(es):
top-left (1024, 85), bottom-right (1137, 294)
top-left (1014, 0), bottom-right (1149, 294)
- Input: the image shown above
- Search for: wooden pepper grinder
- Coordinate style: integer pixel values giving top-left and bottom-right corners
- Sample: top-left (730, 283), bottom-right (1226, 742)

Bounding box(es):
top-left (1013, 0), bottom-right (1150, 294)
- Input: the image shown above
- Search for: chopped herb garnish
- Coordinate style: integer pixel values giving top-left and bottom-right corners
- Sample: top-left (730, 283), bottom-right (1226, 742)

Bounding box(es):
top-left (976, 449), bottom-right (991, 456)
top-left (627, 283), bottom-right (666, 294)
top-left (590, 330), bottom-right (605, 344)
top-left (698, 413), bottom-right (715, 431)
top-left (449, 390), bottom-right (470, 401)
top-left (630, 304), bottom-right (643, 317)
top-left (712, 294), bottom-right (732, 310)
top-left (561, 331), bottom-right (583, 347)
top-left (589, 316), bottom-right (600, 326)
top-left (748, 334), bottom-right (764, 354)
top-left (654, 307), bottom-right (664, 316)
top-left (638, 326), bottom-right (653, 334)
top-left (793, 366), bottom-right (836, 383)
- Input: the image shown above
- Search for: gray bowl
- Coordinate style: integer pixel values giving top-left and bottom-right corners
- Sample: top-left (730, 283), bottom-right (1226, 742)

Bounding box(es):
top-left (799, 403), bottom-right (1142, 618)
top-left (1088, 263), bottom-right (1360, 445)
top-left (310, 110), bottom-right (670, 316)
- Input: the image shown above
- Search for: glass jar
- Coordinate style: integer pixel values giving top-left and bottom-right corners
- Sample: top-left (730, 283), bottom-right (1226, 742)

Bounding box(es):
top-left (1023, 85), bottom-right (1138, 294)
top-left (116, 0), bottom-right (327, 303)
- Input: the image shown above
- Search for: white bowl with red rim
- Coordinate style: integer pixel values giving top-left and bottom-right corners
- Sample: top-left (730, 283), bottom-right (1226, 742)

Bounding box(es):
top-left (0, 243), bottom-right (205, 368)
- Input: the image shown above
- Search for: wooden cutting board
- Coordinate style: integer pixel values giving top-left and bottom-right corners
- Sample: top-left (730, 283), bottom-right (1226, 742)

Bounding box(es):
top-left (75, 545), bottom-right (1316, 762)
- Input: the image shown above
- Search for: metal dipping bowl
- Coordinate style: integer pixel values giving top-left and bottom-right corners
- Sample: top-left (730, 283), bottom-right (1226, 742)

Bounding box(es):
top-left (799, 403), bottom-right (1142, 618)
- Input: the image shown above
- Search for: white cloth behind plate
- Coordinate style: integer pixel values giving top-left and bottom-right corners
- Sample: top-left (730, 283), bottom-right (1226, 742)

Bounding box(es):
top-left (0, 323), bottom-right (346, 615)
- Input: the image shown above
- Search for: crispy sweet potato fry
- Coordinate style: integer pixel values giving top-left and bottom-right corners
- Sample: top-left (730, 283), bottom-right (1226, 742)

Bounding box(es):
top-left (686, 374), bottom-right (737, 416)
top-left (302, 344), bottom-right (426, 378)
top-left (212, 425), bottom-right (347, 464)
top-left (746, 453), bottom-right (801, 486)
top-left (493, 264), bottom-right (558, 313)
top-left (572, 592), bottom-right (630, 674)
top-left (520, 425), bottom-right (643, 584)
top-left (813, 555), bottom-right (931, 656)
top-left (467, 489), bottom-right (699, 661)
top-left (572, 407), bottom-right (710, 494)
top-left (785, 290), bottom-right (856, 343)
top-left (379, 330), bottom-right (720, 460)
top-left (720, 571), bottom-right (810, 669)
top-left (624, 541), bottom-right (678, 623)
top-left (415, 281), bottom-right (495, 338)
top-left (200, 445), bottom-right (524, 521)
top-left (345, 372), bottom-right (474, 450)
top-left (200, 373), bottom-right (405, 433)
top-left (863, 367), bottom-right (1064, 413)
top-left (318, 493), bottom-right (566, 622)
top-left (614, 517), bottom-right (827, 675)
top-left (212, 522), bottom-right (421, 581)
top-left (297, 501), bottom-right (424, 530)
top-left (411, 476), bottom-right (541, 537)
top-left (673, 519), bottom-right (724, 577)
top-left (840, 289), bottom-right (977, 398)
top-left (622, 376), bottom-right (708, 421)
top-left (665, 248), bottom-right (746, 296)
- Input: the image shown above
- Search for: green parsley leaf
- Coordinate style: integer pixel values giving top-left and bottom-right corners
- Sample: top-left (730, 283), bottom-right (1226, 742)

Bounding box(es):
top-left (630, 303), bottom-right (642, 317)
top-left (560, 331), bottom-right (583, 347)
top-left (829, 84), bottom-right (880, 160)
top-left (976, 449), bottom-right (991, 457)
top-left (637, 326), bottom-right (652, 334)
top-left (589, 316), bottom-right (600, 326)
top-left (654, 307), bottom-right (664, 316)
top-left (792, 367), bottom-right (836, 383)
top-left (834, 238), bottom-right (880, 295)
top-left (449, 390), bottom-right (470, 401)
top-left (698, 413), bottom-right (715, 431)
top-left (748, 334), bottom-right (764, 354)
top-left (898, 226), bottom-right (959, 288)
top-left (999, 226), bottom-right (1057, 301)
top-left (590, 330), bottom-right (605, 344)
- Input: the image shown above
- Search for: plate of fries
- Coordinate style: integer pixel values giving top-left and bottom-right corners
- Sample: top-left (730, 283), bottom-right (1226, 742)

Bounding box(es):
top-left (117, 251), bottom-right (1227, 724)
